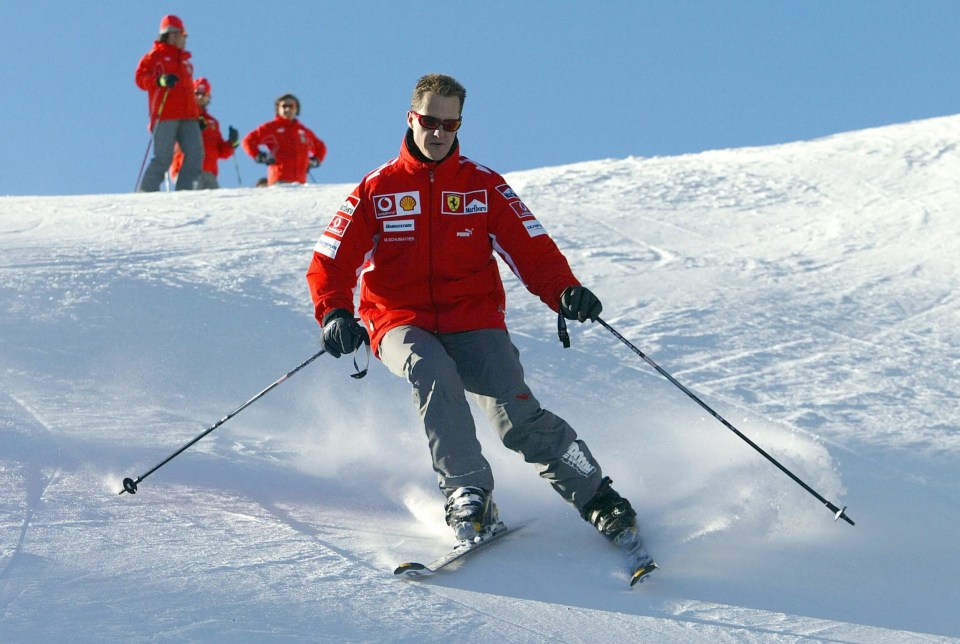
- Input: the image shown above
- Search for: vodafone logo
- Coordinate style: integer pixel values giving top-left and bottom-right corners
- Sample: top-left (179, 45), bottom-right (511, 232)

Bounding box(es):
top-left (325, 215), bottom-right (350, 238)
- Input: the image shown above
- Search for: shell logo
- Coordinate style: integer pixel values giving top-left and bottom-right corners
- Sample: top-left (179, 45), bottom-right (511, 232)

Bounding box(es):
top-left (399, 195), bottom-right (417, 212)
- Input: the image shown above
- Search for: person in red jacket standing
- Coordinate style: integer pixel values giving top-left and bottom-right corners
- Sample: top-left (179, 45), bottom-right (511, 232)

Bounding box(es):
top-left (305, 74), bottom-right (654, 573)
top-left (134, 15), bottom-right (203, 192)
top-left (242, 94), bottom-right (326, 185)
top-left (170, 77), bottom-right (239, 189)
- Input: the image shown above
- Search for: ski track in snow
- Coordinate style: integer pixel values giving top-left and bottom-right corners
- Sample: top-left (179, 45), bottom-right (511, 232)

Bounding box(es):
top-left (0, 385), bottom-right (63, 589)
top-left (1, 116), bottom-right (959, 640)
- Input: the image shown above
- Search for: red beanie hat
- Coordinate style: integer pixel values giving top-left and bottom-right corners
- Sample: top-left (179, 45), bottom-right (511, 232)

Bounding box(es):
top-left (194, 77), bottom-right (211, 96)
top-left (159, 15), bottom-right (186, 35)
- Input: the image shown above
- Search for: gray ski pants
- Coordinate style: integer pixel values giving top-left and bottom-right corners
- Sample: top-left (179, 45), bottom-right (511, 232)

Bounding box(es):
top-left (378, 325), bottom-right (604, 510)
top-left (139, 119), bottom-right (203, 192)
top-left (196, 171), bottom-right (220, 190)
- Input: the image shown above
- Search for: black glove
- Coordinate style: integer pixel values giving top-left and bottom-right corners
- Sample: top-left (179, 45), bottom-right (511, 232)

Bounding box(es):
top-left (198, 116), bottom-right (207, 131)
top-left (559, 285), bottom-right (602, 322)
top-left (255, 151), bottom-right (276, 165)
top-left (227, 126), bottom-right (239, 147)
top-left (158, 74), bottom-right (179, 88)
top-left (322, 309), bottom-right (369, 358)
top-left (309, 157), bottom-right (321, 169)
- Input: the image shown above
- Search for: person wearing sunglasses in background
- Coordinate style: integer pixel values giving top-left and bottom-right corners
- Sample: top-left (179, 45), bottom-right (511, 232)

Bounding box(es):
top-left (305, 74), bottom-right (653, 569)
top-left (134, 14), bottom-right (203, 191)
top-left (242, 94), bottom-right (326, 186)
top-left (169, 77), bottom-right (239, 189)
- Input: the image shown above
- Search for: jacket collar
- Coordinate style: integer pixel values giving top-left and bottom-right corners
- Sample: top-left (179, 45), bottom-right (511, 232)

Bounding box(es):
top-left (399, 129), bottom-right (460, 174)
top-left (154, 41), bottom-right (191, 59)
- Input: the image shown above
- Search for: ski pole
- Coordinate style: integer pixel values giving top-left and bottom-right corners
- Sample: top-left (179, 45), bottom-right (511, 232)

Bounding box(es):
top-left (134, 88), bottom-right (171, 191)
top-left (119, 348), bottom-right (325, 495)
top-left (595, 317), bottom-right (854, 526)
top-left (233, 153), bottom-right (242, 186)
top-left (133, 134), bottom-right (155, 192)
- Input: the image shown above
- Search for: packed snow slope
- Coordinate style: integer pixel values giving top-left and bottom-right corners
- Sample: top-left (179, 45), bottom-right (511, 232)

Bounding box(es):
top-left (1, 115), bottom-right (959, 642)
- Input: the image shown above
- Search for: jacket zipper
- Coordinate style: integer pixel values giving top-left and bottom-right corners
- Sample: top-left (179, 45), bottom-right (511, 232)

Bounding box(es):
top-left (428, 168), bottom-right (439, 332)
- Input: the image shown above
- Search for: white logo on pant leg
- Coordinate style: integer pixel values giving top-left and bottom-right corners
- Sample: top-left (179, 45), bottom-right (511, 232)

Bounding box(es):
top-left (561, 441), bottom-right (597, 477)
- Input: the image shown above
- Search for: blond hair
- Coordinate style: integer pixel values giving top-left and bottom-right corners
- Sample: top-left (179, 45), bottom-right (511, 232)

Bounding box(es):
top-left (411, 74), bottom-right (466, 113)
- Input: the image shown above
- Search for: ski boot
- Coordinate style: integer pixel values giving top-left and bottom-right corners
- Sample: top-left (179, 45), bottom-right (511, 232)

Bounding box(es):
top-left (444, 486), bottom-right (501, 545)
top-left (580, 477), bottom-right (658, 585)
top-left (580, 476), bottom-right (637, 541)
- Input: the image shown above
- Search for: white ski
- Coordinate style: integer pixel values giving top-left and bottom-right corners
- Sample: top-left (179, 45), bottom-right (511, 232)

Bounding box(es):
top-left (393, 522), bottom-right (513, 578)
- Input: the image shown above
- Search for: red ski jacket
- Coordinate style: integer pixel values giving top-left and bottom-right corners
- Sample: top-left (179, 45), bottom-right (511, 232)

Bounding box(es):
top-left (170, 108), bottom-right (235, 177)
top-left (306, 133), bottom-right (580, 354)
top-left (241, 117), bottom-right (326, 184)
top-left (134, 42), bottom-right (200, 126)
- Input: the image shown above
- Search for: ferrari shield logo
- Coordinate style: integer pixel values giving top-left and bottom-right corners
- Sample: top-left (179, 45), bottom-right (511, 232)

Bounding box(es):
top-left (446, 194), bottom-right (462, 212)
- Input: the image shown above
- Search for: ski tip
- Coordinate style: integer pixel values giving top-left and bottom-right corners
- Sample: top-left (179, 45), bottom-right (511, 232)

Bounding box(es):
top-left (393, 562), bottom-right (432, 578)
top-left (629, 561), bottom-right (659, 587)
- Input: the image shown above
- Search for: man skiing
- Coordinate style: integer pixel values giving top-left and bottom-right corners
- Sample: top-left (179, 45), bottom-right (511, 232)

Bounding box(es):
top-left (306, 74), bottom-right (650, 563)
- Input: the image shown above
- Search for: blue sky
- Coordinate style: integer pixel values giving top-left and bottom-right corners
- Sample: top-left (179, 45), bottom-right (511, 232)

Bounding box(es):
top-left (2, 1), bottom-right (959, 196)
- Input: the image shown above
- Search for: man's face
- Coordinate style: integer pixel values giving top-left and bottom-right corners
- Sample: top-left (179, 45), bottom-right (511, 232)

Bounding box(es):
top-left (408, 92), bottom-right (461, 161)
top-left (194, 90), bottom-right (210, 108)
top-left (168, 30), bottom-right (187, 50)
top-left (277, 100), bottom-right (298, 120)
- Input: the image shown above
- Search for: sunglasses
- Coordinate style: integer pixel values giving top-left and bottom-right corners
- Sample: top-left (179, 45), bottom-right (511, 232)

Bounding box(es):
top-left (410, 111), bottom-right (462, 132)
top-left (195, 91), bottom-right (208, 96)
top-left (279, 103), bottom-right (297, 109)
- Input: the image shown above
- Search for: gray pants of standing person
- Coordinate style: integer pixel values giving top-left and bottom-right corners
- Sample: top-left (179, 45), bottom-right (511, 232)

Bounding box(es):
top-left (172, 171), bottom-right (219, 189)
top-left (139, 119), bottom-right (203, 192)
top-left (378, 325), bottom-right (604, 509)
top-left (197, 171), bottom-right (219, 189)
